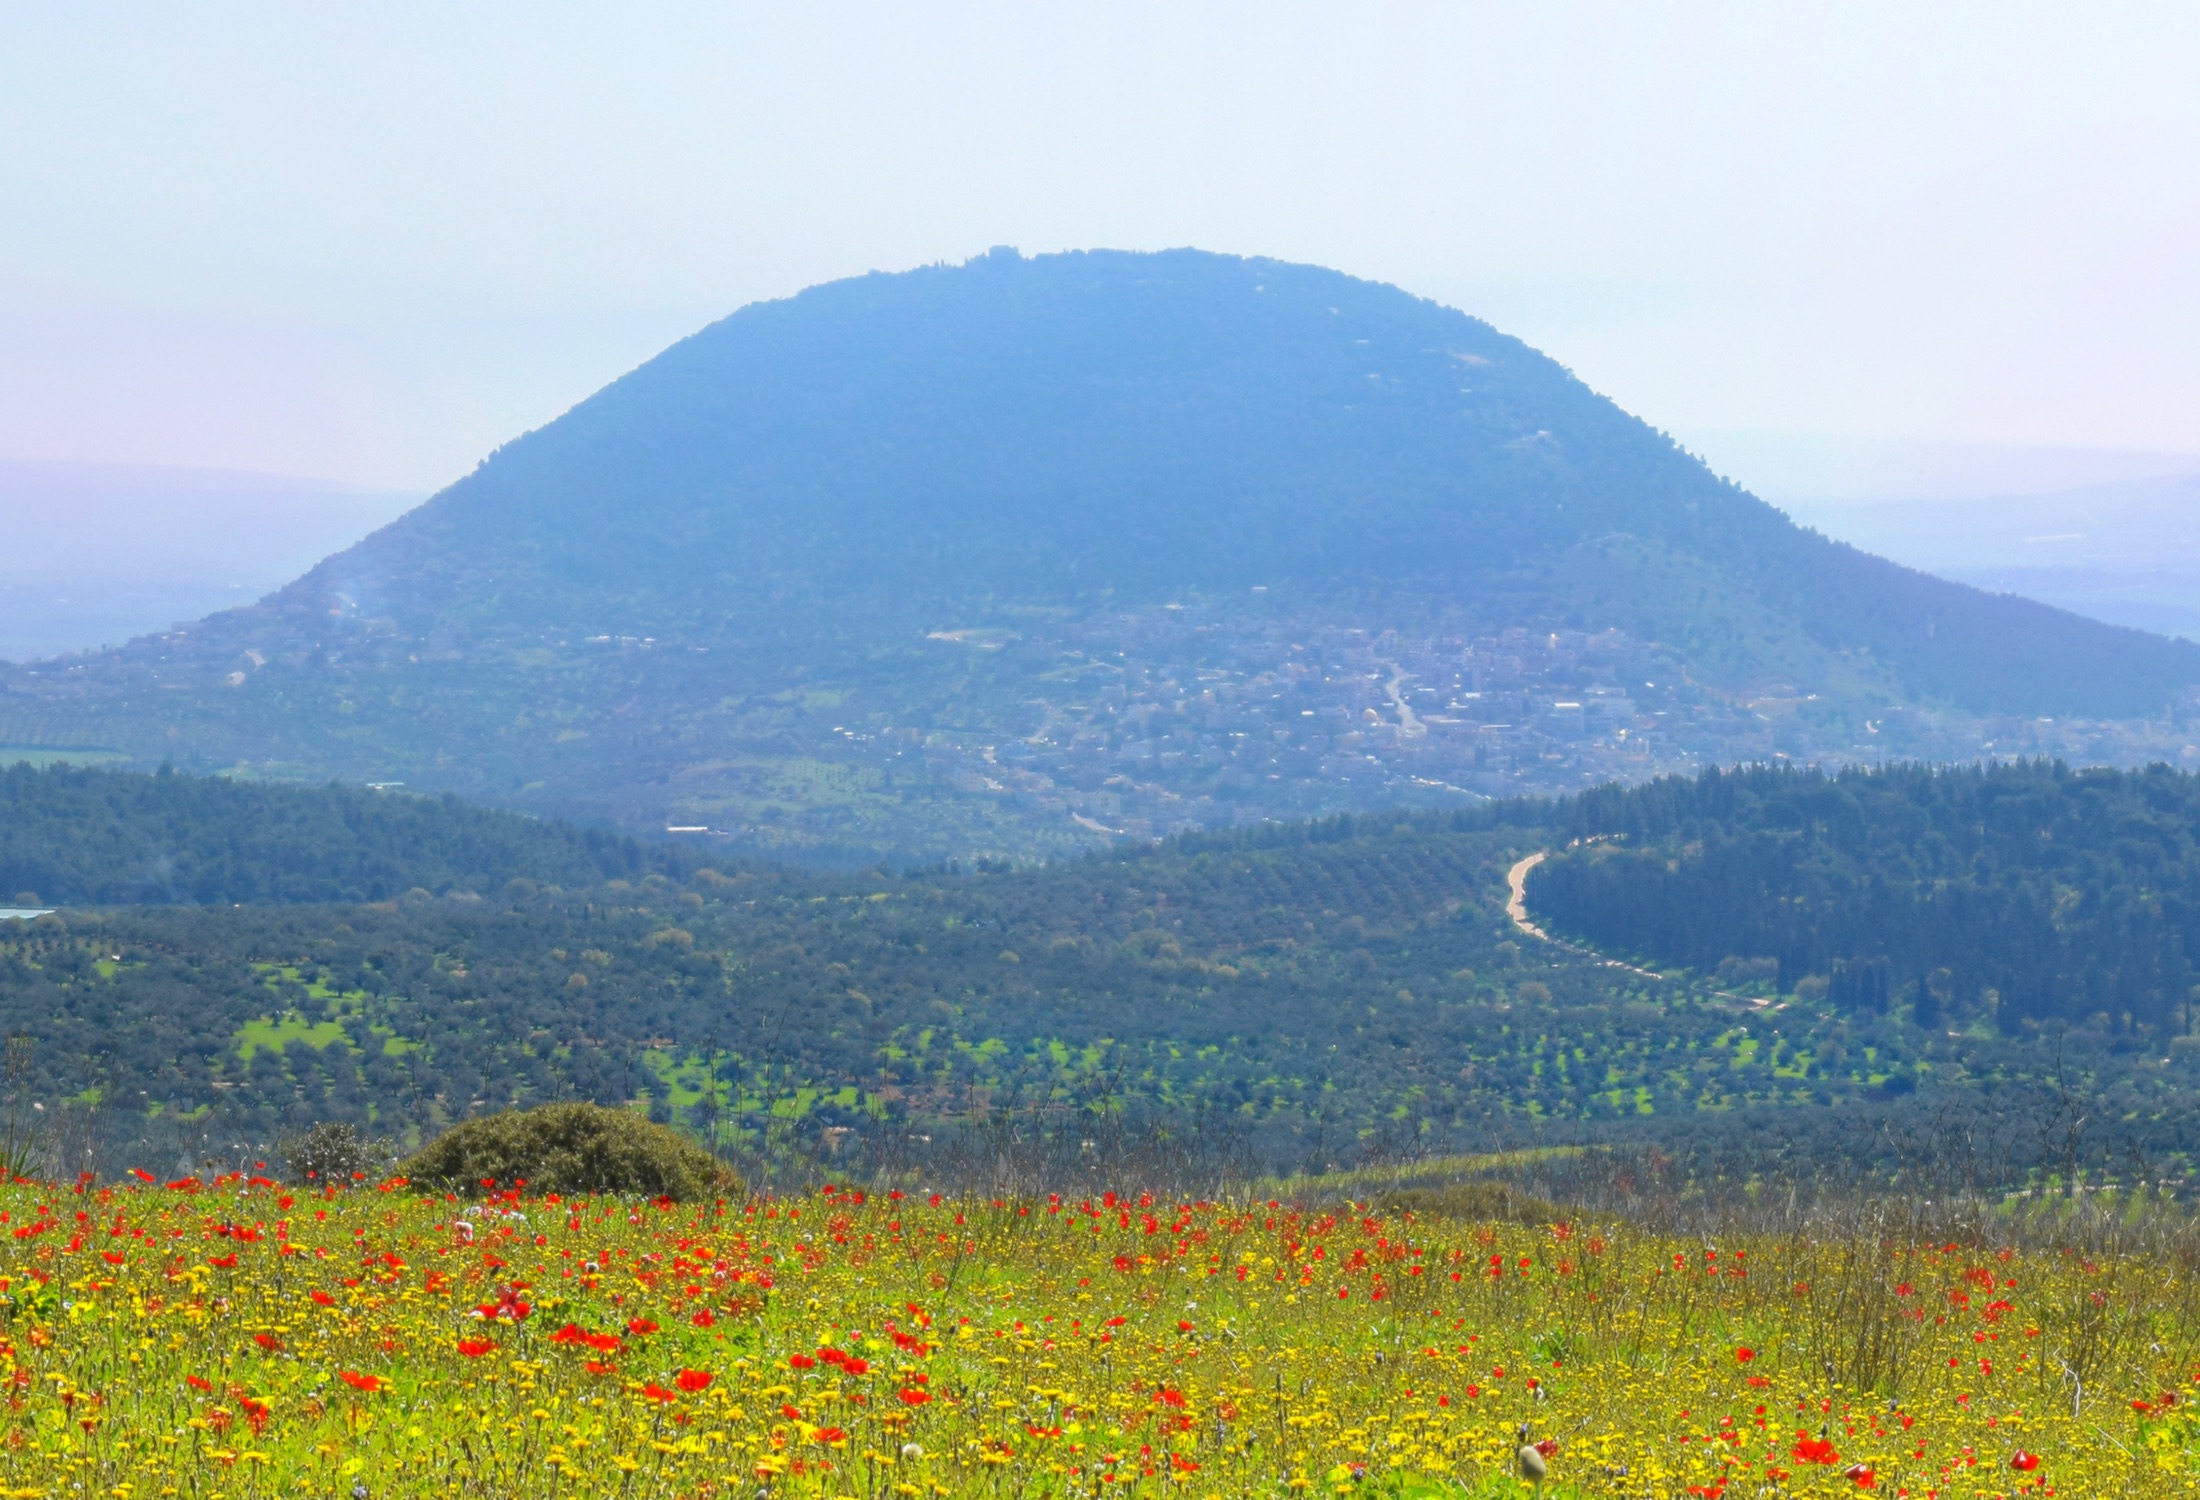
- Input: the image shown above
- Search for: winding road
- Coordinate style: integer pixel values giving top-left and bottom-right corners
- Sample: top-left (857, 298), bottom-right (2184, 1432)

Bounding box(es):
top-left (1504, 851), bottom-right (1552, 939)
top-left (1502, 847), bottom-right (1666, 981)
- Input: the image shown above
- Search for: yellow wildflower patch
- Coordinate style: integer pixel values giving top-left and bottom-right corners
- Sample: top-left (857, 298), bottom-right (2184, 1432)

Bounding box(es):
top-left (0, 1178), bottom-right (2188, 1495)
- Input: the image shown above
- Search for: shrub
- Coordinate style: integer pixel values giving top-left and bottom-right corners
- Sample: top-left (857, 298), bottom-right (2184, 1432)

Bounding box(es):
top-left (397, 1102), bottom-right (740, 1200)
top-left (281, 1121), bottom-right (392, 1187)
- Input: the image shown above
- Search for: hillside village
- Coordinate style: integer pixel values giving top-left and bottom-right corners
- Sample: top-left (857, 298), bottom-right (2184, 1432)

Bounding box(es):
top-left (855, 601), bottom-right (2200, 844)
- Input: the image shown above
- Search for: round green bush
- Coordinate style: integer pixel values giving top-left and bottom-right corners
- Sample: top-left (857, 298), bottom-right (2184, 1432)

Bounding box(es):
top-left (398, 1102), bottom-right (741, 1201)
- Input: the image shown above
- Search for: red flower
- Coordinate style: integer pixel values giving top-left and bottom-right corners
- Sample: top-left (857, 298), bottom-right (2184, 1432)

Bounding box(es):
top-left (676, 1369), bottom-right (713, 1393)
top-left (812, 1425), bottom-right (848, 1444)
top-left (584, 1360), bottom-right (615, 1376)
top-left (898, 1388), bottom-right (932, 1406)
top-left (788, 1353), bottom-right (816, 1370)
top-left (338, 1371), bottom-right (382, 1393)
top-left (476, 1286), bottom-right (531, 1322)
top-left (2010, 1451), bottom-right (2041, 1472)
top-left (1792, 1437), bottom-right (1839, 1465)
top-left (1844, 1463), bottom-right (1876, 1488)
top-left (253, 1332), bottom-right (281, 1352)
top-left (100, 1251), bottom-right (125, 1266)
top-left (626, 1317), bottom-right (659, 1335)
top-left (641, 1383), bottom-right (679, 1402)
top-left (209, 1254), bottom-right (238, 1269)
top-left (456, 1338), bottom-right (496, 1358)
top-left (1734, 1346), bottom-right (1755, 1362)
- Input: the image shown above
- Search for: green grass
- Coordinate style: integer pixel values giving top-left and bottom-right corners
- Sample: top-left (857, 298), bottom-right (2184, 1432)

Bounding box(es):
top-left (1261, 1146), bottom-right (1588, 1196)
top-left (235, 1012), bottom-right (351, 1060)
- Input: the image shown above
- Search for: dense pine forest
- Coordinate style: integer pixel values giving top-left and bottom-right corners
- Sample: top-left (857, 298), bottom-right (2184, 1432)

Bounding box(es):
top-left (1524, 759), bottom-right (2200, 1036)
top-left (0, 762), bottom-right (702, 905)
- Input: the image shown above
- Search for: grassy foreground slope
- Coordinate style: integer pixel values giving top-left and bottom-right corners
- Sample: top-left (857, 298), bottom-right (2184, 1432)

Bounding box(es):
top-left (5, 1180), bottom-right (2196, 1497)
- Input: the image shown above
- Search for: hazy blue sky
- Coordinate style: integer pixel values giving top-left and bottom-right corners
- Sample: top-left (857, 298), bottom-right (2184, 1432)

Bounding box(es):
top-left (3, 2), bottom-right (2195, 496)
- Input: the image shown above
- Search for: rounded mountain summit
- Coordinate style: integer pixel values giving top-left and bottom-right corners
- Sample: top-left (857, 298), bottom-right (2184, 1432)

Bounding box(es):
top-left (5, 248), bottom-right (2193, 857)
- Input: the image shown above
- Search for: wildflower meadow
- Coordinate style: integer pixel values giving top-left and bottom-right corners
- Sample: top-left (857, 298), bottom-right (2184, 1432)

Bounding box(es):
top-left (1, 1173), bottom-right (2196, 1498)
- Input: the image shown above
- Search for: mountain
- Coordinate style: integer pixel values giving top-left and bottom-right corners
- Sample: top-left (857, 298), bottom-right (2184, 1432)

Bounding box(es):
top-left (4, 248), bottom-right (2196, 861)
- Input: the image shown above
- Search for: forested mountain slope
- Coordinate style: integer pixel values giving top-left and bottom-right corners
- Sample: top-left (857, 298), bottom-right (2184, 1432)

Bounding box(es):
top-left (4, 250), bottom-right (2194, 861)
top-left (0, 762), bottom-right (700, 905)
top-left (1523, 760), bottom-right (2200, 1034)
